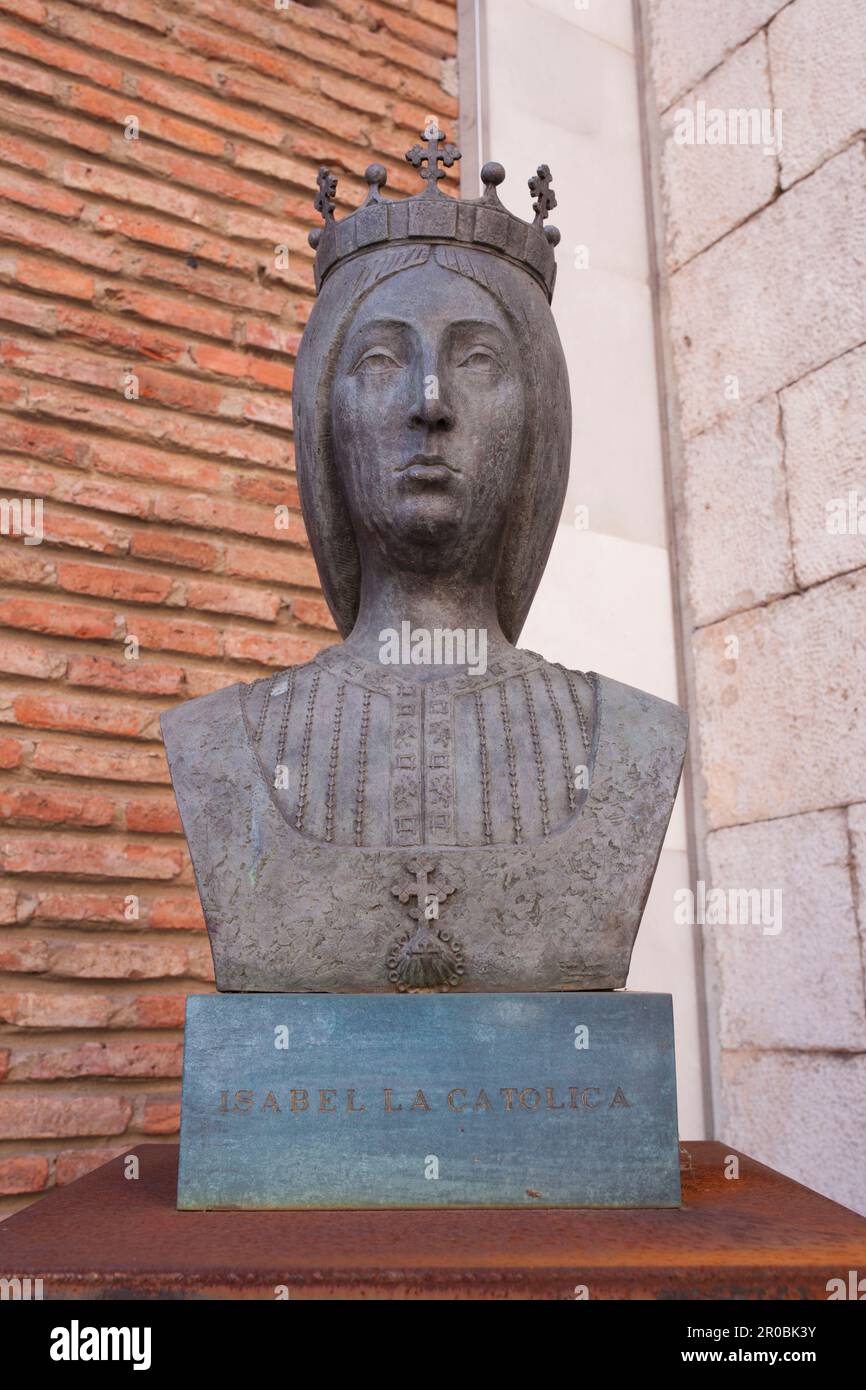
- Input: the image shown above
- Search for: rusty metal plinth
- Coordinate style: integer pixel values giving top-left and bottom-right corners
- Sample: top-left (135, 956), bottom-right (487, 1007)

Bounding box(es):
top-left (1, 1142), bottom-right (865, 1299)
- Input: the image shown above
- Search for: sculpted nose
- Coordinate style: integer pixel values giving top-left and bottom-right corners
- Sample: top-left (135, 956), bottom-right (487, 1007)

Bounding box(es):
top-left (409, 372), bottom-right (454, 431)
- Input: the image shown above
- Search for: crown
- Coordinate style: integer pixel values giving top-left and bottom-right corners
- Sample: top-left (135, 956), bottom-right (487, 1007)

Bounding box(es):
top-left (308, 121), bottom-right (561, 302)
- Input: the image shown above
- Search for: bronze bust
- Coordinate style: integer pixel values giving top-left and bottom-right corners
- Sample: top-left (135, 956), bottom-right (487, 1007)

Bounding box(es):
top-left (162, 127), bottom-right (688, 995)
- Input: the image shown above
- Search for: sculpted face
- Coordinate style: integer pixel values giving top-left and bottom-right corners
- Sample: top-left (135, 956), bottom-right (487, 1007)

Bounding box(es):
top-left (330, 257), bottom-right (526, 575)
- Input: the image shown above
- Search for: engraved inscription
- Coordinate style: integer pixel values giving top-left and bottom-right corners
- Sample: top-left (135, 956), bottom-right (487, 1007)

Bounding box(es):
top-left (216, 1085), bottom-right (633, 1114)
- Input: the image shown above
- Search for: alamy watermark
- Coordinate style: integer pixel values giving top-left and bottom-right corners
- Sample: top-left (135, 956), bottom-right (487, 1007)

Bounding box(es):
top-left (1, 1275), bottom-right (43, 1300)
top-left (826, 490), bottom-right (866, 534)
top-left (673, 101), bottom-right (782, 157)
top-left (0, 497), bottom-right (43, 544)
top-left (674, 880), bottom-right (782, 935)
top-left (827, 1270), bottom-right (866, 1299)
top-left (50, 1321), bottom-right (152, 1370)
top-left (379, 621), bottom-right (487, 676)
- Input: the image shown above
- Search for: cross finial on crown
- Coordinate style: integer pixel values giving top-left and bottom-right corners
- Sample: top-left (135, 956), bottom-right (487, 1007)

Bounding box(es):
top-left (529, 163), bottom-right (557, 226)
top-left (314, 166), bottom-right (338, 221)
top-left (405, 119), bottom-right (462, 194)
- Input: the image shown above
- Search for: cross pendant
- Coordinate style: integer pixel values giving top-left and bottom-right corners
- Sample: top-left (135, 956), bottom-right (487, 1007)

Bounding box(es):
top-left (391, 858), bottom-right (455, 922)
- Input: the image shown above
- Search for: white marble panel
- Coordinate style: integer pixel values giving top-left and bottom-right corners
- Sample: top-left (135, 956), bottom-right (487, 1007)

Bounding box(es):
top-left (629, 846), bottom-right (708, 1139)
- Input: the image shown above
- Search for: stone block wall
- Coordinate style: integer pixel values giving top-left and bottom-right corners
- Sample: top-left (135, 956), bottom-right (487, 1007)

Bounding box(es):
top-left (640, 0), bottom-right (866, 1211)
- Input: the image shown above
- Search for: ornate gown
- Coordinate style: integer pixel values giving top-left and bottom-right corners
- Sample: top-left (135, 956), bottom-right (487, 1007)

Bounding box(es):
top-left (161, 644), bottom-right (687, 993)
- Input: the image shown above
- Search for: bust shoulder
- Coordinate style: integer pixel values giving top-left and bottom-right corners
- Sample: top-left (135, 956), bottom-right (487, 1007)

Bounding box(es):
top-left (591, 671), bottom-right (688, 745)
top-left (160, 679), bottom-right (244, 754)
top-left (583, 672), bottom-right (688, 833)
top-left (160, 661), bottom-right (321, 748)
top-left (515, 653), bottom-right (688, 778)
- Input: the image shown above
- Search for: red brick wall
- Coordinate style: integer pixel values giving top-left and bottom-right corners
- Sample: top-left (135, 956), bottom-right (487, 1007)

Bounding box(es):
top-left (0, 0), bottom-right (458, 1216)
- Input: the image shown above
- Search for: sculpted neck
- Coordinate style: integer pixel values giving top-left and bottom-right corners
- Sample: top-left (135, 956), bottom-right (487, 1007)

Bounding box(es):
top-left (342, 565), bottom-right (513, 677)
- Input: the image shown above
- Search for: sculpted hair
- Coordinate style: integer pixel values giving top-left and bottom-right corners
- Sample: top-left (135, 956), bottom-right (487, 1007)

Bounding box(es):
top-left (292, 243), bottom-right (572, 643)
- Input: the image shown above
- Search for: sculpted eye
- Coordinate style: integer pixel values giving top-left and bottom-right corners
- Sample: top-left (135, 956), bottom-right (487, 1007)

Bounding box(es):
top-left (354, 349), bottom-right (403, 374)
top-left (457, 347), bottom-right (498, 369)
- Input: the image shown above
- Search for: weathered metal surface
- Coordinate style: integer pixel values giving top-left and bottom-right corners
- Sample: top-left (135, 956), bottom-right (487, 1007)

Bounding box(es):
top-left (161, 674), bottom-right (687, 992)
top-left (159, 124), bottom-right (688, 996)
top-left (3, 1143), bottom-right (866, 1300)
top-left (302, 128), bottom-right (564, 644)
top-left (177, 992), bottom-right (681, 1210)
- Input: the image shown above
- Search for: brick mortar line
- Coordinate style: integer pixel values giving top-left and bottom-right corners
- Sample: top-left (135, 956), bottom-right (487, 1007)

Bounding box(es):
top-left (4, 924), bottom-right (203, 937)
top-left (0, 183), bottom-right (315, 294)
top-left (0, 248), bottom-right (311, 323)
top-left (0, 577), bottom-right (326, 610)
top-left (0, 972), bottom-right (207, 989)
top-left (0, 639), bottom-right (324, 669)
top-left (0, 620), bottom-right (335, 646)
top-left (0, 894), bottom-right (196, 908)
top-left (163, 0), bottom-right (456, 78)
top-left (0, 579), bottom-right (318, 626)
top-left (3, 146), bottom-right (316, 263)
top-left (0, 116), bottom-right (373, 209)
top-left (0, 528), bottom-right (315, 565)
top-left (0, 64), bottom-right (454, 192)
top-left (2, 1026), bottom-right (185, 1040)
top-left (0, 821), bottom-right (190, 840)
top-left (0, 670), bottom-right (302, 703)
top-left (0, 279), bottom-right (306, 361)
top-left (0, 761), bottom-right (176, 778)
top-left (0, 966), bottom-right (206, 984)
top-left (0, 362), bottom-right (296, 436)
top-left (0, 1085), bottom-right (184, 1096)
top-left (0, 542), bottom-right (309, 574)
top-left (0, 425), bottom-right (302, 467)
top-left (0, 6), bottom-right (456, 123)
top-left (0, 128), bottom-right (358, 210)
top-left (0, 204), bottom-right (315, 305)
top-left (0, 927), bottom-right (203, 942)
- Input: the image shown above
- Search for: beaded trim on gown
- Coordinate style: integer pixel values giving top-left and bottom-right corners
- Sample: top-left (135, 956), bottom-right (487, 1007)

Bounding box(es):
top-left (242, 644), bottom-right (596, 850)
top-left (161, 648), bottom-right (687, 992)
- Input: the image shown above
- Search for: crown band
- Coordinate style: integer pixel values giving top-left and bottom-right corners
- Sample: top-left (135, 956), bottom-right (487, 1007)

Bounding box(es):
top-left (308, 123), bottom-right (561, 303)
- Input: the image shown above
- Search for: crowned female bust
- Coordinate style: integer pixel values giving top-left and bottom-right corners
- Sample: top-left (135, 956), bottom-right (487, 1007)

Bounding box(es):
top-left (162, 127), bottom-right (687, 995)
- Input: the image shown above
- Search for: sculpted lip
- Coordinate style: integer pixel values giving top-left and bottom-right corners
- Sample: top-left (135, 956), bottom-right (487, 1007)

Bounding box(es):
top-left (396, 453), bottom-right (460, 483)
